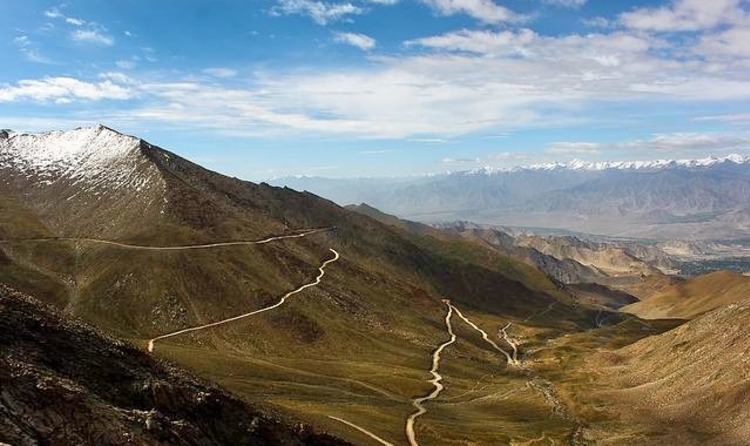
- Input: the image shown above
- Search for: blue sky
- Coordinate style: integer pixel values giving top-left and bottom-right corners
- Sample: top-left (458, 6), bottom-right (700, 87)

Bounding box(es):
top-left (2, 0), bottom-right (750, 179)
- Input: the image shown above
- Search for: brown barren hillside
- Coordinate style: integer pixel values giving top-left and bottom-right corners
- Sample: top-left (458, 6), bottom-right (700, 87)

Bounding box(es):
top-left (585, 299), bottom-right (750, 446)
top-left (622, 270), bottom-right (750, 319)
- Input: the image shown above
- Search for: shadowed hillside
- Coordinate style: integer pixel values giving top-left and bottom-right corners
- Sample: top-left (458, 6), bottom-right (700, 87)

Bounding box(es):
top-left (0, 284), bottom-right (349, 446)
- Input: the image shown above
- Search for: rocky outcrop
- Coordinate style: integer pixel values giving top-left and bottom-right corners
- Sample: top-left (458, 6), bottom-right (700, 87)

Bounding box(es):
top-left (0, 285), bottom-right (349, 446)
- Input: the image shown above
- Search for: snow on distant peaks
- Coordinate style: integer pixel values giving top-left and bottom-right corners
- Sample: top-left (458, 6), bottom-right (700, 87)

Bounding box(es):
top-left (469, 154), bottom-right (750, 175)
top-left (0, 125), bottom-right (156, 191)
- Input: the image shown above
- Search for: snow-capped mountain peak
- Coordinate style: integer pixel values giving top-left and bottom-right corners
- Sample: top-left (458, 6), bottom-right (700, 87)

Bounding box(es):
top-left (0, 125), bottom-right (160, 193)
top-left (468, 153), bottom-right (750, 175)
top-left (2, 125), bottom-right (139, 167)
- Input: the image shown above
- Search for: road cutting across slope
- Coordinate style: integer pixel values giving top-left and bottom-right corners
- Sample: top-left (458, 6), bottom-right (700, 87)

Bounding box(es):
top-left (405, 299), bottom-right (457, 446)
top-left (0, 227), bottom-right (331, 251)
top-left (500, 323), bottom-right (520, 364)
top-left (147, 248), bottom-right (339, 352)
top-left (329, 416), bottom-right (396, 446)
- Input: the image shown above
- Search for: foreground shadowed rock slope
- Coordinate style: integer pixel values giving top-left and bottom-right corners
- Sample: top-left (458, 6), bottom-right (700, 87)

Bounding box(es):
top-left (0, 284), bottom-right (349, 446)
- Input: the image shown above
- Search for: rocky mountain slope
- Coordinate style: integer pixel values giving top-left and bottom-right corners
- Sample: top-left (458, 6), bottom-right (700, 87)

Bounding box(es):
top-left (513, 233), bottom-right (668, 277)
top-left (430, 221), bottom-right (606, 284)
top-left (622, 270), bottom-right (750, 319)
top-left (277, 155), bottom-right (750, 239)
top-left (0, 284), bottom-right (348, 446)
top-left (0, 126), bottom-right (167, 239)
top-left (433, 221), bottom-right (678, 283)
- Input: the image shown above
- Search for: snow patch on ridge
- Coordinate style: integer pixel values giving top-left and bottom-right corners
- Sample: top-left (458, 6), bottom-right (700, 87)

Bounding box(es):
top-left (0, 125), bottom-right (156, 192)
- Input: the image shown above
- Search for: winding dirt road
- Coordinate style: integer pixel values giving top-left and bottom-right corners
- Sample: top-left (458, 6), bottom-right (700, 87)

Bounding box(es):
top-left (329, 416), bottom-right (396, 446)
top-left (451, 304), bottom-right (517, 366)
top-left (0, 227), bottom-right (331, 251)
top-left (405, 299), bottom-right (457, 446)
top-left (147, 248), bottom-right (339, 352)
top-left (499, 323), bottom-right (520, 364)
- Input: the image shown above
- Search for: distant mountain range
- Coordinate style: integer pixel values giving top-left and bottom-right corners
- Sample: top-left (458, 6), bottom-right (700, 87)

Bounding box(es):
top-left (276, 154), bottom-right (750, 240)
top-left (472, 154), bottom-right (750, 173)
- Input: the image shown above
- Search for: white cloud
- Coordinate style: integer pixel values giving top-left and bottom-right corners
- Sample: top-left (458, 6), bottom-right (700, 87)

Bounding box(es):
top-left (203, 68), bottom-right (239, 78)
top-left (544, 0), bottom-right (587, 8)
top-left (13, 36), bottom-right (30, 47)
top-left (65, 17), bottom-right (86, 26)
top-left (71, 29), bottom-right (114, 46)
top-left (42, 7), bottom-right (115, 46)
top-left (620, 0), bottom-right (748, 32)
top-left (333, 31), bottom-right (376, 50)
top-left (43, 8), bottom-right (64, 19)
top-left (442, 157), bottom-right (480, 164)
top-left (272, 0), bottom-right (364, 25)
top-left (628, 133), bottom-right (750, 152)
top-left (548, 133), bottom-right (750, 158)
top-left (696, 26), bottom-right (750, 58)
top-left (419, 0), bottom-right (521, 23)
top-left (99, 72), bottom-right (135, 85)
top-left (360, 149), bottom-right (394, 154)
top-left (89, 22), bottom-right (750, 139)
top-left (546, 142), bottom-right (601, 155)
top-left (7, 6), bottom-right (750, 142)
top-left (695, 113), bottom-right (750, 124)
top-left (410, 138), bottom-right (448, 143)
top-left (0, 77), bottom-right (133, 103)
top-left (406, 28), bottom-right (537, 54)
top-left (582, 16), bottom-right (611, 28)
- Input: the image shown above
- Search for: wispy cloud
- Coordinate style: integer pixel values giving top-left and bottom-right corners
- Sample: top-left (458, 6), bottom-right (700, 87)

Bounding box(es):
top-left (620, 0), bottom-right (747, 32)
top-left (419, 0), bottom-right (522, 24)
top-left (71, 29), bottom-right (114, 46)
top-left (43, 5), bottom-right (115, 46)
top-left (116, 59), bottom-right (138, 70)
top-left (695, 114), bottom-right (750, 125)
top-left (442, 157), bottom-right (480, 164)
top-left (43, 8), bottom-right (64, 19)
top-left (543, 0), bottom-right (587, 8)
top-left (333, 31), bottom-right (376, 50)
top-left (547, 133), bottom-right (750, 158)
top-left (271, 0), bottom-right (364, 25)
top-left (13, 35), bottom-right (53, 64)
top-left (65, 17), bottom-right (86, 26)
top-left (546, 142), bottom-right (601, 155)
top-left (627, 133), bottom-right (750, 152)
top-left (409, 138), bottom-right (449, 144)
top-left (203, 68), bottom-right (239, 78)
top-left (360, 149), bottom-right (394, 154)
top-left (0, 76), bottom-right (133, 104)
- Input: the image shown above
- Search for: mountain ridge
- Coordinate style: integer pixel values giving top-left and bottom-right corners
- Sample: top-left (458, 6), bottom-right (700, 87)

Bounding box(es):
top-left (276, 152), bottom-right (750, 240)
